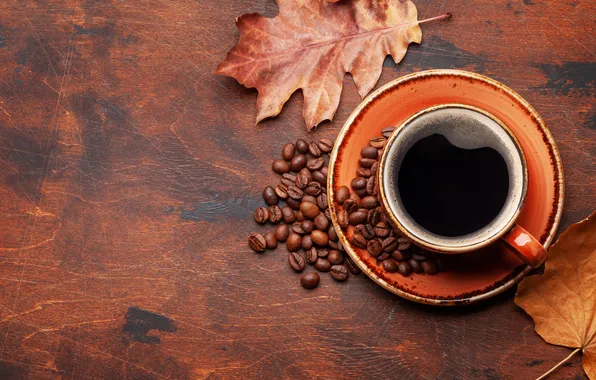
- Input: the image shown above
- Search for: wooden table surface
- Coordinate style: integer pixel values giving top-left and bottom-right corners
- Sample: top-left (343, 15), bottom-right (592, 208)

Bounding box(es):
top-left (0, 0), bottom-right (595, 379)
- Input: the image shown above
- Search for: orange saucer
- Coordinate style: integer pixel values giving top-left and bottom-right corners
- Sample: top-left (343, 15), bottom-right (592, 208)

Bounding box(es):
top-left (328, 70), bottom-right (564, 306)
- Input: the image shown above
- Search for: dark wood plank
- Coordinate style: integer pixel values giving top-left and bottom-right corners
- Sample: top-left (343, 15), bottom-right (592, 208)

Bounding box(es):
top-left (0, 0), bottom-right (594, 378)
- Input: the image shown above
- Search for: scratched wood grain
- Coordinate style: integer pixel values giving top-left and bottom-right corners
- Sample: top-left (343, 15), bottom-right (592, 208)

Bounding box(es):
top-left (0, 0), bottom-right (594, 379)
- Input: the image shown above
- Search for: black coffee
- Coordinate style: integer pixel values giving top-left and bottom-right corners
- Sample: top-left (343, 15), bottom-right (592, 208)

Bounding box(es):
top-left (397, 134), bottom-right (509, 237)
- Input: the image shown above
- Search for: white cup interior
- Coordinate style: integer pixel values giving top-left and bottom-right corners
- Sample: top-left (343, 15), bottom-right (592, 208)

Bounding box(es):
top-left (381, 105), bottom-right (526, 251)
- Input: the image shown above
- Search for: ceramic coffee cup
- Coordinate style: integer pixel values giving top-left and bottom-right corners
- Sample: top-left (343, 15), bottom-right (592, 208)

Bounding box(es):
top-left (378, 104), bottom-right (547, 268)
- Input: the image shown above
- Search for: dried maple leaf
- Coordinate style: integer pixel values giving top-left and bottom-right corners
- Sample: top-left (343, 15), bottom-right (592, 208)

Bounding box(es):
top-left (515, 211), bottom-right (596, 379)
top-left (216, 0), bottom-right (450, 130)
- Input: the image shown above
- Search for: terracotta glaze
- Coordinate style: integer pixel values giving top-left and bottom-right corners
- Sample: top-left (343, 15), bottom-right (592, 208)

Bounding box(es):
top-left (327, 70), bottom-right (564, 305)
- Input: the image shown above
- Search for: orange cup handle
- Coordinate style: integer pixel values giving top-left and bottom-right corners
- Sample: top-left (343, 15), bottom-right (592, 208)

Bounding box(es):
top-left (501, 224), bottom-right (547, 268)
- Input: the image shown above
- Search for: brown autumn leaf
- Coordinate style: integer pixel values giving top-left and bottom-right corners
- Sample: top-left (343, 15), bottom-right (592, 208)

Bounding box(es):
top-left (515, 211), bottom-right (596, 379)
top-left (216, 0), bottom-right (450, 130)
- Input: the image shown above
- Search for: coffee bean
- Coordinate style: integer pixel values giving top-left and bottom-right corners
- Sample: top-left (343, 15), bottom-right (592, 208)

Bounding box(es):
top-left (362, 224), bottom-right (376, 239)
top-left (398, 261), bottom-right (413, 276)
top-left (316, 194), bottom-right (328, 210)
top-left (281, 173), bottom-right (297, 187)
top-left (361, 146), bottom-right (378, 159)
top-left (356, 168), bottom-right (372, 178)
top-left (263, 232), bottom-right (278, 249)
top-left (366, 176), bottom-right (377, 195)
top-left (275, 183), bottom-right (289, 199)
top-left (337, 210), bottom-right (349, 230)
top-left (314, 214), bottom-right (329, 231)
top-left (381, 126), bottom-right (395, 138)
top-left (337, 240), bottom-right (344, 251)
top-left (287, 185), bottom-right (304, 200)
top-left (301, 234), bottom-right (313, 250)
top-left (359, 158), bottom-right (376, 168)
top-left (308, 142), bottom-right (322, 157)
top-left (391, 250), bottom-right (405, 261)
top-left (350, 233), bottom-right (367, 249)
top-left (355, 188), bottom-right (367, 198)
top-left (349, 192), bottom-right (360, 202)
top-left (330, 265), bottom-right (348, 281)
top-left (301, 272), bottom-right (320, 289)
top-left (302, 195), bottom-right (317, 204)
top-left (312, 170), bottom-right (326, 185)
top-left (290, 154), bottom-right (307, 172)
top-left (324, 208), bottom-right (332, 221)
top-left (281, 206), bottom-right (296, 223)
top-left (369, 136), bottom-right (386, 149)
top-left (286, 233), bottom-right (302, 252)
top-left (343, 199), bottom-right (359, 214)
top-left (422, 260), bottom-right (439, 274)
top-left (328, 250), bottom-right (344, 265)
top-left (412, 253), bottom-right (427, 261)
top-left (296, 211), bottom-right (305, 222)
top-left (368, 209), bottom-right (381, 225)
top-left (367, 239), bottom-right (382, 257)
top-left (314, 258), bottom-right (331, 272)
top-left (300, 202), bottom-right (320, 219)
top-left (349, 209), bottom-right (368, 225)
top-left (398, 242), bottom-right (411, 251)
top-left (335, 186), bottom-right (350, 204)
top-left (286, 197), bottom-right (300, 210)
top-left (275, 224), bottom-right (290, 242)
top-left (375, 222), bottom-right (390, 237)
top-left (318, 139), bottom-right (334, 153)
top-left (254, 207), bottom-right (269, 224)
top-left (292, 222), bottom-right (306, 235)
top-left (296, 139), bottom-right (309, 153)
top-left (382, 259), bottom-right (399, 273)
top-left (377, 252), bottom-right (390, 261)
top-left (382, 237), bottom-right (398, 252)
top-left (328, 226), bottom-right (338, 242)
top-left (311, 230), bottom-right (329, 246)
top-left (317, 248), bottom-right (329, 258)
top-left (263, 186), bottom-right (278, 205)
top-left (320, 166), bottom-right (328, 176)
top-left (305, 182), bottom-right (323, 196)
top-left (305, 247), bottom-right (318, 264)
top-left (295, 169), bottom-right (311, 189)
top-left (302, 220), bottom-right (315, 233)
top-left (354, 224), bottom-right (365, 236)
top-left (351, 177), bottom-right (366, 190)
top-left (361, 196), bottom-right (378, 209)
top-left (272, 159), bottom-right (290, 174)
top-left (269, 205), bottom-right (282, 223)
top-left (409, 258), bottom-right (423, 273)
top-left (328, 241), bottom-right (338, 249)
top-left (307, 157), bottom-right (324, 171)
top-left (370, 162), bottom-right (379, 176)
top-left (248, 233), bottom-right (267, 253)
top-left (289, 252), bottom-right (305, 272)
top-left (345, 257), bottom-right (361, 274)
top-left (281, 142), bottom-right (296, 161)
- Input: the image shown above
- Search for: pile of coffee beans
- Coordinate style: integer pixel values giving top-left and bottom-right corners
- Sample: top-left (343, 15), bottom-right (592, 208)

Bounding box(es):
top-left (336, 126), bottom-right (442, 276)
top-left (249, 132), bottom-right (441, 290)
top-left (248, 138), bottom-right (361, 289)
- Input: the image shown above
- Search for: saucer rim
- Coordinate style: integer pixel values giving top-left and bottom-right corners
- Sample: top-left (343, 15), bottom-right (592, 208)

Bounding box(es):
top-left (327, 69), bottom-right (565, 306)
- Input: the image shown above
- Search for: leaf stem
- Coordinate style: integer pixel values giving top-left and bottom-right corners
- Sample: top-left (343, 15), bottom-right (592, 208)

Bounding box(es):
top-left (535, 348), bottom-right (581, 380)
top-left (418, 12), bottom-right (452, 25)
